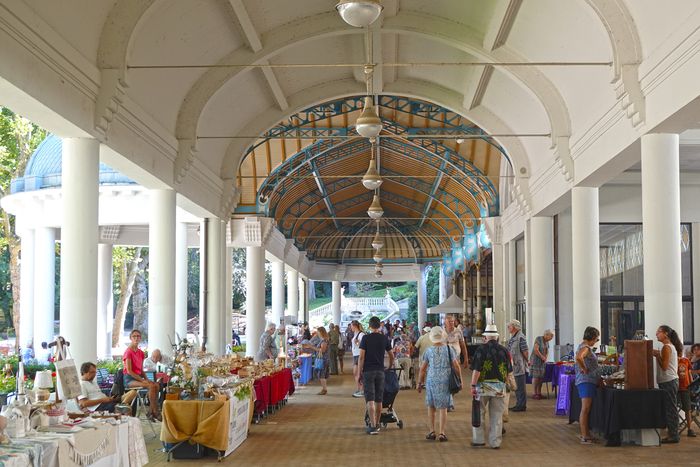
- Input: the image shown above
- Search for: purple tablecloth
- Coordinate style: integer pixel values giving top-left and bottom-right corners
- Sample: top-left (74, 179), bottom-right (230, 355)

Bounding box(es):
top-left (555, 373), bottom-right (575, 416)
top-left (551, 364), bottom-right (574, 389)
top-left (526, 362), bottom-right (555, 384)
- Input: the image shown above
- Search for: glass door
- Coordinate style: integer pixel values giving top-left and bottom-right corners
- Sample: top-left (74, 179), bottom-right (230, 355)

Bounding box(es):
top-left (601, 299), bottom-right (644, 350)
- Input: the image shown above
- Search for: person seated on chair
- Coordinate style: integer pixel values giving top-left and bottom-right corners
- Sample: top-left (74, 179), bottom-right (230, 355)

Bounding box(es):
top-left (123, 329), bottom-right (161, 421)
top-left (78, 362), bottom-right (118, 413)
top-left (142, 348), bottom-right (172, 372)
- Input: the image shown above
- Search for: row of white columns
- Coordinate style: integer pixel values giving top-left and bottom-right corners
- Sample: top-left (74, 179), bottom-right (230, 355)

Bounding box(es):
top-left (246, 257), bottom-right (305, 360)
top-left (496, 133), bottom-right (683, 345)
top-left (16, 138), bottom-right (224, 366)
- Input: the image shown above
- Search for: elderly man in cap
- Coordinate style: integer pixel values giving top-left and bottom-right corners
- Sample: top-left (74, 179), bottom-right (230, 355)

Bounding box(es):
top-left (507, 319), bottom-right (529, 412)
top-left (470, 323), bottom-right (513, 449)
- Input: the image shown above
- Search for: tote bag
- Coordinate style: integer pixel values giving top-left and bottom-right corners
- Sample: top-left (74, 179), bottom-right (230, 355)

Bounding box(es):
top-left (54, 341), bottom-right (81, 400)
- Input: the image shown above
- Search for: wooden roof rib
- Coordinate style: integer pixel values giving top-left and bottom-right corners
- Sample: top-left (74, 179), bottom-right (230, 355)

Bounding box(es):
top-left (236, 96), bottom-right (501, 263)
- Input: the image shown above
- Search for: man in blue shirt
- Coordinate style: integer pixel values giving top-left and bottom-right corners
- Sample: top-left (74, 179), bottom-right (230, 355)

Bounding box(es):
top-left (358, 316), bottom-right (394, 435)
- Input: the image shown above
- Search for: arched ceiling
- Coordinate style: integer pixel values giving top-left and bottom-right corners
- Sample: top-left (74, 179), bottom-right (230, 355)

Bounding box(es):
top-left (234, 95), bottom-right (502, 263)
top-left (10, 0), bottom-right (680, 262)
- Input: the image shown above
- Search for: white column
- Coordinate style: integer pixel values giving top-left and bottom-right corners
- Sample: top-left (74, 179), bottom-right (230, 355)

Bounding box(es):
top-left (271, 261), bottom-right (285, 326)
top-left (299, 278), bottom-right (307, 322)
top-left (206, 219), bottom-right (225, 355)
top-left (332, 280), bottom-right (342, 326)
top-left (507, 241), bottom-right (517, 326)
top-left (148, 189), bottom-right (176, 354)
top-left (529, 217), bottom-right (555, 350)
top-left (225, 246), bottom-right (233, 347)
top-left (60, 138), bottom-right (99, 366)
top-left (572, 187), bottom-right (601, 342)
top-left (439, 266), bottom-right (446, 303)
top-left (287, 269), bottom-right (299, 321)
top-left (33, 227), bottom-right (55, 360)
top-left (642, 133), bottom-right (682, 335)
top-left (246, 246), bottom-right (265, 359)
top-left (175, 222), bottom-right (189, 341)
top-left (19, 229), bottom-right (35, 350)
top-left (492, 242), bottom-right (504, 333)
top-left (198, 220), bottom-right (206, 348)
top-left (96, 243), bottom-right (113, 358)
top-left (417, 264), bottom-right (427, 329)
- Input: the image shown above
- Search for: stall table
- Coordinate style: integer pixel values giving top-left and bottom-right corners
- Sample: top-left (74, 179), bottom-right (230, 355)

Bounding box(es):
top-left (299, 355), bottom-right (313, 385)
top-left (569, 385), bottom-right (667, 446)
top-left (1, 416), bottom-right (147, 466)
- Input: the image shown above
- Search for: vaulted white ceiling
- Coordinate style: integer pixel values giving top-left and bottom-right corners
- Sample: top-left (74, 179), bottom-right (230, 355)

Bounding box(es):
top-left (2, 0), bottom-right (700, 227)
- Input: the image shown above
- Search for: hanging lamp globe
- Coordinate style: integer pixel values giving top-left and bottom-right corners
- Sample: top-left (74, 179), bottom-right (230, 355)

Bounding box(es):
top-left (367, 194), bottom-right (384, 219)
top-left (373, 252), bottom-right (383, 263)
top-left (374, 269), bottom-right (383, 278)
top-left (362, 158), bottom-right (383, 190)
top-left (355, 96), bottom-right (383, 138)
top-left (371, 231), bottom-right (384, 250)
top-left (375, 262), bottom-right (383, 271)
top-left (336, 0), bottom-right (383, 28)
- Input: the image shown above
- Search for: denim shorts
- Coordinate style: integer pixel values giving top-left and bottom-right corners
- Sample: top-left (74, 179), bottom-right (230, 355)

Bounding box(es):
top-left (363, 370), bottom-right (385, 403)
top-left (577, 382), bottom-right (597, 399)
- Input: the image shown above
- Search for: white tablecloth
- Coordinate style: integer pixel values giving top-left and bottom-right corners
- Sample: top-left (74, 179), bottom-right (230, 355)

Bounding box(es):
top-left (2, 416), bottom-right (147, 467)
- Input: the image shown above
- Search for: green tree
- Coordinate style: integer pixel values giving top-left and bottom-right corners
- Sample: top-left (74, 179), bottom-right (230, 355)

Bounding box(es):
top-left (0, 107), bottom-right (47, 348)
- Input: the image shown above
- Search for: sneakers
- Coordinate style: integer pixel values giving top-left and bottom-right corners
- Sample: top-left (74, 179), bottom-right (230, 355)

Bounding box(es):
top-left (366, 425), bottom-right (379, 435)
top-left (352, 391), bottom-right (364, 398)
top-left (510, 406), bottom-right (526, 412)
top-left (688, 430), bottom-right (697, 438)
top-left (579, 436), bottom-right (594, 445)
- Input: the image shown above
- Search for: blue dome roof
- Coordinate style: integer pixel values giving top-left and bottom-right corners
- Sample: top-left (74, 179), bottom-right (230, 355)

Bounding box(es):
top-left (11, 135), bottom-right (136, 194)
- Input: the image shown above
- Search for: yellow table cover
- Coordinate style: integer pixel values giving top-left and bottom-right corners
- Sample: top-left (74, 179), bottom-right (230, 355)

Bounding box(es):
top-left (160, 399), bottom-right (230, 451)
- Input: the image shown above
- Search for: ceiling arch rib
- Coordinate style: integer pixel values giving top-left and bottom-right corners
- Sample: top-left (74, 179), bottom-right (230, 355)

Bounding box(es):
top-left (160, 8), bottom-right (574, 176)
top-left (262, 133), bottom-right (495, 220)
top-left (288, 184), bottom-right (461, 247)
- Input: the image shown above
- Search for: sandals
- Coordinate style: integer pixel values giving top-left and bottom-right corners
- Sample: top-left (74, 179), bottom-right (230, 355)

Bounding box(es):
top-left (579, 436), bottom-right (594, 445)
top-left (438, 433), bottom-right (448, 442)
top-left (425, 431), bottom-right (436, 440)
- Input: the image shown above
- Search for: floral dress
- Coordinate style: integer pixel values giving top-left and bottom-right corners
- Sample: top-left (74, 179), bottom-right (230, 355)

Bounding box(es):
top-left (529, 335), bottom-right (548, 378)
top-left (423, 345), bottom-right (458, 409)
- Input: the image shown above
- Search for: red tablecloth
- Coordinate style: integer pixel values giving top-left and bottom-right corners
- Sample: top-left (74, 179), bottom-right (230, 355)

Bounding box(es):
top-left (253, 369), bottom-right (295, 415)
top-left (254, 376), bottom-right (271, 415)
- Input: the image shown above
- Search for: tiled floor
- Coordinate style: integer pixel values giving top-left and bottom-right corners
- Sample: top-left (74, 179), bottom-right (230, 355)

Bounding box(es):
top-left (144, 362), bottom-right (700, 466)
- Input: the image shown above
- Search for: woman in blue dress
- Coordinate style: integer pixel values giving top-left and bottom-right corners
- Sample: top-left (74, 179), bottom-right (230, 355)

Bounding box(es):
top-left (417, 326), bottom-right (461, 442)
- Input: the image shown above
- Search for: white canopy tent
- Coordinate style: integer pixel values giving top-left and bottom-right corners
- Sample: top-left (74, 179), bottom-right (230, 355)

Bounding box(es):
top-left (427, 293), bottom-right (464, 315)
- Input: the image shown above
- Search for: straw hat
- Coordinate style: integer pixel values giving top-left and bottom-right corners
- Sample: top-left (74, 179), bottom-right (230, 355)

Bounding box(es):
top-left (429, 326), bottom-right (446, 344)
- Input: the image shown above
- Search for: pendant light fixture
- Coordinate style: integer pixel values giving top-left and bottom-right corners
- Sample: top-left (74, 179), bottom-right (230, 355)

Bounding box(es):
top-left (373, 251), bottom-right (383, 264)
top-left (336, 0), bottom-right (383, 28)
top-left (355, 96), bottom-right (383, 138)
top-left (374, 269), bottom-right (383, 278)
top-left (367, 192), bottom-right (384, 219)
top-left (371, 227), bottom-right (384, 250)
top-left (362, 142), bottom-right (383, 190)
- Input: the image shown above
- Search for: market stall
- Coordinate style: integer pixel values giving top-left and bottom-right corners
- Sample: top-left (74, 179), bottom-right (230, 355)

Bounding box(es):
top-left (568, 385), bottom-right (667, 446)
top-left (0, 416), bottom-right (148, 466)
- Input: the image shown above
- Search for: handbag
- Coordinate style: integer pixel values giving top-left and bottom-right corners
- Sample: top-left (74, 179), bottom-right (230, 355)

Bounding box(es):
top-left (313, 352), bottom-right (325, 371)
top-left (446, 345), bottom-right (462, 394)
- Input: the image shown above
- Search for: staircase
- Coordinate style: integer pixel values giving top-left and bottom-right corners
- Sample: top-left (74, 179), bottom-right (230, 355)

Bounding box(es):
top-left (309, 295), bottom-right (400, 329)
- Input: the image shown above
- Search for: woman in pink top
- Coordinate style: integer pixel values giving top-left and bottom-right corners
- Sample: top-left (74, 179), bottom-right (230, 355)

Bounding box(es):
top-left (123, 329), bottom-right (161, 421)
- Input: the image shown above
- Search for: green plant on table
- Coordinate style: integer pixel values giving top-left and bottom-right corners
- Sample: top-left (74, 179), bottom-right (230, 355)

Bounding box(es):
top-left (0, 374), bottom-right (16, 394)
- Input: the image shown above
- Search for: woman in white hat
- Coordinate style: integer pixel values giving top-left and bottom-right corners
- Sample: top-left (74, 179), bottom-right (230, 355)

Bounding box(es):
top-left (417, 326), bottom-right (461, 442)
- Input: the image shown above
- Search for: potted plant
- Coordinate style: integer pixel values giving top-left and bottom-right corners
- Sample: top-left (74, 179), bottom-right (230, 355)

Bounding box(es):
top-left (0, 374), bottom-right (16, 406)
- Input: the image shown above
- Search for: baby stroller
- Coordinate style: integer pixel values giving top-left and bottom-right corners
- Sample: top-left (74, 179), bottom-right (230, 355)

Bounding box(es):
top-left (364, 368), bottom-right (404, 429)
top-left (680, 378), bottom-right (700, 432)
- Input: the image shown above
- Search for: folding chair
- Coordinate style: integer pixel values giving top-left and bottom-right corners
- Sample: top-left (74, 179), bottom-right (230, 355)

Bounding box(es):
top-left (114, 369), bottom-right (158, 438)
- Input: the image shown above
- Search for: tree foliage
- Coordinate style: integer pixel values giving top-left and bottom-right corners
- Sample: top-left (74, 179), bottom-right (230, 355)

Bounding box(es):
top-left (0, 107), bottom-right (47, 344)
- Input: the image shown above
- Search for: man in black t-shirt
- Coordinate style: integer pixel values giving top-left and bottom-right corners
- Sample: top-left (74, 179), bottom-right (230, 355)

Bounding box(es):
top-left (359, 316), bottom-right (394, 435)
